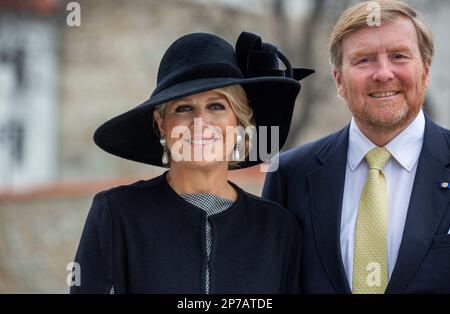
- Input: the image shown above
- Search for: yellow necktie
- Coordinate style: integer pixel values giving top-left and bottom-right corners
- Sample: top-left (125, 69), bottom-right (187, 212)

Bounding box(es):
top-left (352, 147), bottom-right (391, 294)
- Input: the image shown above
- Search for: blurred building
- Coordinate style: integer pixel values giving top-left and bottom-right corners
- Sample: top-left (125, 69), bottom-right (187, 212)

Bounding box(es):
top-left (0, 0), bottom-right (59, 190)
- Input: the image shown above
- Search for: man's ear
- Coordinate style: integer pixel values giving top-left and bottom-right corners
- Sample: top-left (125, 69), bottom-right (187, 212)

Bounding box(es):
top-left (153, 110), bottom-right (164, 137)
top-left (423, 58), bottom-right (432, 88)
top-left (332, 67), bottom-right (345, 98)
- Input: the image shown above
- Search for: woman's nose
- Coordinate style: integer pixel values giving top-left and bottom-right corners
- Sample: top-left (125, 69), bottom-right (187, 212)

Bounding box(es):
top-left (188, 110), bottom-right (210, 135)
top-left (192, 109), bottom-right (211, 126)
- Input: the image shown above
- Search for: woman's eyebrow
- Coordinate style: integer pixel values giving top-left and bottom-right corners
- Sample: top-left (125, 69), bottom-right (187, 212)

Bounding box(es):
top-left (173, 97), bottom-right (192, 103)
top-left (207, 96), bottom-right (222, 100)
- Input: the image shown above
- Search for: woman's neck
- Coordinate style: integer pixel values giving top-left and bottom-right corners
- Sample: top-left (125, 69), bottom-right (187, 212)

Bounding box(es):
top-left (166, 164), bottom-right (238, 201)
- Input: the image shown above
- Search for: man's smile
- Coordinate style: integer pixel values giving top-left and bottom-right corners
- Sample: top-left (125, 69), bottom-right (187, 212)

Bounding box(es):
top-left (369, 91), bottom-right (401, 98)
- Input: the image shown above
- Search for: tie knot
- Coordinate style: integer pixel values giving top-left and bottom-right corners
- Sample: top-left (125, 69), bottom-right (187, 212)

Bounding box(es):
top-left (365, 147), bottom-right (391, 170)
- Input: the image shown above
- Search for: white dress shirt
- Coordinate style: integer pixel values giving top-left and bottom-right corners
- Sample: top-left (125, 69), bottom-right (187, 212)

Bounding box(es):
top-left (340, 110), bottom-right (425, 290)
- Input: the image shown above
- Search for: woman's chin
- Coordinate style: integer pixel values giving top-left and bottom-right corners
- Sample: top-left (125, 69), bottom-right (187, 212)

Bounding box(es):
top-left (172, 159), bottom-right (229, 170)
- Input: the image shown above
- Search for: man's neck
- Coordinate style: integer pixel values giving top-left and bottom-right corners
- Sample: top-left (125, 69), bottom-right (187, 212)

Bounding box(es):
top-left (354, 113), bottom-right (419, 147)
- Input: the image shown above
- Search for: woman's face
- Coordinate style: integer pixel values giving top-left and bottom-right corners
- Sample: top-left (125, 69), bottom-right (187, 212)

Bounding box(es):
top-left (154, 90), bottom-right (238, 169)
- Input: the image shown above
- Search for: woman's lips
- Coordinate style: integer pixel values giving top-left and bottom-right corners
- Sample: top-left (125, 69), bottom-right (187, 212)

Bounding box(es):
top-left (184, 138), bottom-right (220, 145)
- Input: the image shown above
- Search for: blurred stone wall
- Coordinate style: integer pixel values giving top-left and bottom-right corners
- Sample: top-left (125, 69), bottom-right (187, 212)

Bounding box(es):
top-left (0, 195), bottom-right (90, 293)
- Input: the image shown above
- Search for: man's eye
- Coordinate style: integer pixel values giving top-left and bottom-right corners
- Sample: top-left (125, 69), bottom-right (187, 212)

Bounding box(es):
top-left (209, 103), bottom-right (225, 110)
top-left (175, 105), bottom-right (192, 112)
top-left (392, 54), bottom-right (406, 60)
top-left (358, 57), bottom-right (370, 64)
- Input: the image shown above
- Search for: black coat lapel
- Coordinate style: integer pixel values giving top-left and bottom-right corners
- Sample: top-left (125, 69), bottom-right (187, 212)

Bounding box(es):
top-left (307, 126), bottom-right (352, 294)
top-left (386, 117), bottom-right (450, 293)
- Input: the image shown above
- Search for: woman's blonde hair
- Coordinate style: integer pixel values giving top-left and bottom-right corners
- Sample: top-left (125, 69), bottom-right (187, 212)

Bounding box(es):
top-left (153, 84), bottom-right (255, 169)
top-left (329, 0), bottom-right (434, 70)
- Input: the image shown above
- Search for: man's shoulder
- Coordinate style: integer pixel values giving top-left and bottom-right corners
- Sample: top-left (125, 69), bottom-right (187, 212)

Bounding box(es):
top-left (423, 115), bottom-right (450, 151)
top-left (432, 119), bottom-right (450, 137)
top-left (278, 127), bottom-right (347, 168)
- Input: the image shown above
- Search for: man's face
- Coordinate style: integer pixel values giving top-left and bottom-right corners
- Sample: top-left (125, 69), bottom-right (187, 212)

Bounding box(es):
top-left (333, 17), bottom-right (430, 133)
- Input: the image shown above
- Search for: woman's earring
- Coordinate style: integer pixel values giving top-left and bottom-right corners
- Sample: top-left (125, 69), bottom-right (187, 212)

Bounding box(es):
top-left (233, 134), bottom-right (242, 161)
top-left (160, 136), bottom-right (169, 165)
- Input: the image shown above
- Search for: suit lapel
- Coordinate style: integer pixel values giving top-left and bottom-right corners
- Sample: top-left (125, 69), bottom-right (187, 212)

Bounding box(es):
top-left (386, 117), bottom-right (450, 293)
top-left (308, 126), bottom-right (352, 294)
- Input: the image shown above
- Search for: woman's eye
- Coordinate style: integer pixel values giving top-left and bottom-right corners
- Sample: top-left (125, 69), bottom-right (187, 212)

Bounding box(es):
top-left (175, 105), bottom-right (192, 112)
top-left (209, 103), bottom-right (225, 110)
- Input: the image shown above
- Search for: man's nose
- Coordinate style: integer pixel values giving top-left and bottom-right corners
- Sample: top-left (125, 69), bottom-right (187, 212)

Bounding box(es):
top-left (372, 57), bottom-right (395, 82)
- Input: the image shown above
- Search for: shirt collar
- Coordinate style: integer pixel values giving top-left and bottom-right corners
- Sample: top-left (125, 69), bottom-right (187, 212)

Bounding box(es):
top-left (348, 109), bottom-right (425, 172)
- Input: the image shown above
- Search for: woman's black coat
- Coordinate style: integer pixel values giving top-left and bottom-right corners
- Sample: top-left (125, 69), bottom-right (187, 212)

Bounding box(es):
top-left (70, 172), bottom-right (301, 293)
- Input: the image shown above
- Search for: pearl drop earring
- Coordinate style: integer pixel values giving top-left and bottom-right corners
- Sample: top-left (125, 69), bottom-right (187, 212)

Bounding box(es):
top-left (233, 134), bottom-right (242, 161)
top-left (160, 136), bottom-right (169, 165)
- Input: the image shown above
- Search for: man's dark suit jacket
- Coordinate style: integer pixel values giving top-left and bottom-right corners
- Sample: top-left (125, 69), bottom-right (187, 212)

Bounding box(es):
top-left (262, 115), bottom-right (450, 293)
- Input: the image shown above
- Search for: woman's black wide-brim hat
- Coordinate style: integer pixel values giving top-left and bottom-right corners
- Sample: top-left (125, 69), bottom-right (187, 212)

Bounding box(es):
top-left (94, 31), bottom-right (314, 168)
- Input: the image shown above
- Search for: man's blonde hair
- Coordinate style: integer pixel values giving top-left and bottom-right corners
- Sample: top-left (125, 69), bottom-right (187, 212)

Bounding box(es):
top-left (329, 0), bottom-right (434, 69)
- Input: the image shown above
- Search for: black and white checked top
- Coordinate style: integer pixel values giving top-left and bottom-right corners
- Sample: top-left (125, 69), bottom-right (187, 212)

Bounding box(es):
top-left (180, 193), bottom-right (234, 294)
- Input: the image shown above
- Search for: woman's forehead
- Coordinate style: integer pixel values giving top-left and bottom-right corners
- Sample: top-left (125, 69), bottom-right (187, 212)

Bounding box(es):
top-left (172, 90), bottom-right (227, 104)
